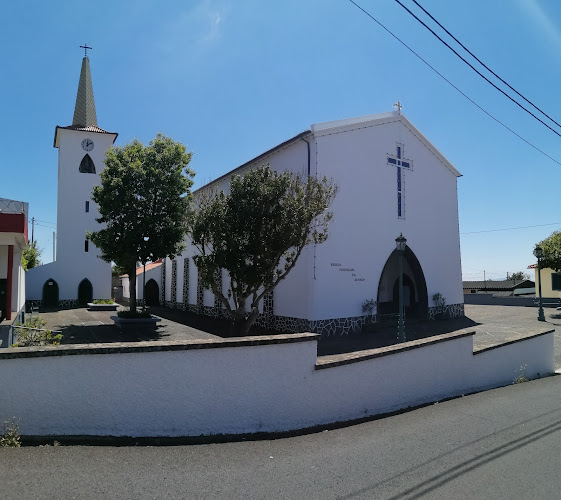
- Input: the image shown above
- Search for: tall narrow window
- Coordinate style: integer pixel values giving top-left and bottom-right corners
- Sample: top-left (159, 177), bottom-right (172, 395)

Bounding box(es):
top-left (552, 273), bottom-right (561, 291)
top-left (85, 201), bottom-right (90, 212)
top-left (85, 240), bottom-right (89, 252)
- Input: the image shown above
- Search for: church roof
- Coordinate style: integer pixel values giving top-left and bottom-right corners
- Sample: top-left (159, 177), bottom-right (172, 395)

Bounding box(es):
top-left (194, 130), bottom-right (312, 193)
top-left (311, 110), bottom-right (462, 178)
top-left (53, 57), bottom-right (118, 147)
top-left (73, 56), bottom-right (98, 128)
top-left (196, 109), bottom-right (461, 193)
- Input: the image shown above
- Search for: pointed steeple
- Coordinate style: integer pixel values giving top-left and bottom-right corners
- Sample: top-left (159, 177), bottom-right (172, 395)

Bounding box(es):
top-left (72, 57), bottom-right (98, 127)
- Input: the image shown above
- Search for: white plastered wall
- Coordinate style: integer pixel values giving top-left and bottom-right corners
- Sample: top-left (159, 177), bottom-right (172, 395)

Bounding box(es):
top-left (0, 331), bottom-right (553, 437)
top-left (310, 117), bottom-right (462, 320)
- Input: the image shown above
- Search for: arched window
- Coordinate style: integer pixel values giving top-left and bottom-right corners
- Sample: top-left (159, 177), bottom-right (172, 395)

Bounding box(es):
top-left (79, 154), bottom-right (96, 174)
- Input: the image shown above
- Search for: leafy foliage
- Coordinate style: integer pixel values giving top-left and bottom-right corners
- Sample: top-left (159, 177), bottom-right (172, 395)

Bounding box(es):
top-left (508, 271), bottom-right (530, 281)
top-left (191, 165), bottom-right (337, 335)
top-left (13, 317), bottom-right (62, 347)
top-left (88, 134), bottom-right (195, 313)
top-left (92, 299), bottom-right (114, 304)
top-left (537, 231), bottom-right (561, 272)
top-left (432, 292), bottom-right (448, 320)
top-left (21, 241), bottom-right (41, 270)
top-left (0, 419), bottom-right (20, 448)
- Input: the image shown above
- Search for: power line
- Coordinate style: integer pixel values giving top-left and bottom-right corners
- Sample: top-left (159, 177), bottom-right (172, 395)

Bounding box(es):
top-left (394, 0), bottom-right (561, 139)
top-left (461, 222), bottom-right (561, 235)
top-left (345, 0), bottom-right (561, 166)
top-left (409, 0), bottom-right (561, 130)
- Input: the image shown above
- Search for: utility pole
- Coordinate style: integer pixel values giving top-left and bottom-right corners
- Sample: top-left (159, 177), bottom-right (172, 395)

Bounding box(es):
top-left (53, 232), bottom-right (56, 262)
top-left (31, 217), bottom-right (35, 244)
top-left (484, 270), bottom-right (486, 289)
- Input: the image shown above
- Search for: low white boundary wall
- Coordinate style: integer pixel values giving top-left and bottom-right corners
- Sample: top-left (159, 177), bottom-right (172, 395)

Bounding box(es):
top-left (0, 330), bottom-right (554, 438)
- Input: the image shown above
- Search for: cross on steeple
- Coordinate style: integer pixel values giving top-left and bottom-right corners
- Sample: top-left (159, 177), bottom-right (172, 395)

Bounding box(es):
top-left (79, 43), bottom-right (92, 57)
top-left (393, 101), bottom-right (403, 114)
top-left (387, 143), bottom-right (413, 218)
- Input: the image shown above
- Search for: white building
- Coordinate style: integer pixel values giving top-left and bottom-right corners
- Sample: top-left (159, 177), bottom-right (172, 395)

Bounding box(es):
top-left (0, 198), bottom-right (28, 328)
top-left (26, 56), bottom-right (117, 307)
top-left (158, 105), bottom-right (464, 335)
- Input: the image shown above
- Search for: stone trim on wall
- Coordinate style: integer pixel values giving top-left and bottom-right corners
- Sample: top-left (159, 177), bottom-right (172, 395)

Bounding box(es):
top-left (161, 259), bottom-right (166, 306)
top-left (26, 299), bottom-right (79, 311)
top-left (428, 303), bottom-right (464, 320)
top-left (182, 258), bottom-right (190, 311)
top-left (170, 260), bottom-right (177, 308)
top-left (196, 274), bottom-right (204, 313)
top-left (213, 270), bottom-right (223, 315)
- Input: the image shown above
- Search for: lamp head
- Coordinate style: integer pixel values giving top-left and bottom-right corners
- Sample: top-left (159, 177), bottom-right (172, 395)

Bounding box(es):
top-left (395, 233), bottom-right (407, 252)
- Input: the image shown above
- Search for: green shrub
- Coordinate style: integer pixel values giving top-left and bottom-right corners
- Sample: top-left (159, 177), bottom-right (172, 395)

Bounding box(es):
top-left (13, 317), bottom-right (62, 347)
top-left (92, 299), bottom-right (115, 304)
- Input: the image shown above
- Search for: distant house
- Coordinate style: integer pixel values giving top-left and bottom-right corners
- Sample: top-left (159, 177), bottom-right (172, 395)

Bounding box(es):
top-left (462, 280), bottom-right (535, 297)
top-left (0, 198), bottom-right (28, 330)
top-left (120, 260), bottom-right (163, 307)
top-left (528, 264), bottom-right (561, 299)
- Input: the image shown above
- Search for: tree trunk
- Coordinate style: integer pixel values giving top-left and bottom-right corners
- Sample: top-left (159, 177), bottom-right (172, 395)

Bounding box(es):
top-left (229, 305), bottom-right (247, 337)
top-left (240, 307), bottom-right (260, 336)
top-left (129, 262), bottom-right (137, 313)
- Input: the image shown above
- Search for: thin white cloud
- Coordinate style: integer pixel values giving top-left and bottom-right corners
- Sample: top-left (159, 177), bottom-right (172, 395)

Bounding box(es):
top-left (519, 0), bottom-right (561, 49)
top-left (156, 1), bottom-right (228, 56)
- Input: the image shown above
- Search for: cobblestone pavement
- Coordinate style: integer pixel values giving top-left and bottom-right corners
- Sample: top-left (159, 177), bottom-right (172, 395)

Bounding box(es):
top-left (464, 304), bottom-right (561, 367)
top-left (38, 307), bottom-right (221, 344)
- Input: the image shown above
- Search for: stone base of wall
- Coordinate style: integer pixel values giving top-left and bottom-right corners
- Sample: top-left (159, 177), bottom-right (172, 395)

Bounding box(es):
top-left (26, 299), bottom-right (79, 311)
top-left (428, 303), bottom-right (464, 320)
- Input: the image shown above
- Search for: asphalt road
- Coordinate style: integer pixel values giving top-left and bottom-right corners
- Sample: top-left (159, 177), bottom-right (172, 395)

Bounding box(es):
top-left (2, 375), bottom-right (561, 499)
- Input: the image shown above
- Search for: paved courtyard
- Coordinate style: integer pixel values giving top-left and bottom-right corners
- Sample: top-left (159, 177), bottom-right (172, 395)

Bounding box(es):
top-left (22, 304), bottom-right (561, 367)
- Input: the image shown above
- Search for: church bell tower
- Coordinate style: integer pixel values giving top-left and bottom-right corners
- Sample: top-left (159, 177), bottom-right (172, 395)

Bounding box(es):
top-left (51, 49), bottom-right (118, 301)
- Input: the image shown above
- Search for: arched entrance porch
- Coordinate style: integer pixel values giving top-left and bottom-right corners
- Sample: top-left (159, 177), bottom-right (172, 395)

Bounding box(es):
top-left (377, 246), bottom-right (428, 318)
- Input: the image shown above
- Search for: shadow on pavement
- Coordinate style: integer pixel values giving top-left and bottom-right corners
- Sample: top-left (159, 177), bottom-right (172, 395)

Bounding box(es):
top-left (317, 316), bottom-right (480, 357)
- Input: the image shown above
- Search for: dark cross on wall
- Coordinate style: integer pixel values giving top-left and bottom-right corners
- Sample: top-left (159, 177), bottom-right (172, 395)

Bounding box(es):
top-left (80, 43), bottom-right (92, 57)
top-left (387, 143), bottom-right (413, 218)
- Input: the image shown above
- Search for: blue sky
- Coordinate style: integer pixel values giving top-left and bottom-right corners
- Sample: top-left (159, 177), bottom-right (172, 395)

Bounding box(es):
top-left (2, 0), bottom-right (561, 281)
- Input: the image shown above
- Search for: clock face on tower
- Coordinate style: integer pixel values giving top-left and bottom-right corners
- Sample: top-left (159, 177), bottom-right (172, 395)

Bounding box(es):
top-left (81, 138), bottom-right (94, 152)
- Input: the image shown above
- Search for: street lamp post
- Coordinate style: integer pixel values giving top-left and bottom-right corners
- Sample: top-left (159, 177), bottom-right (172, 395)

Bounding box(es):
top-left (533, 245), bottom-right (546, 322)
top-left (396, 233), bottom-right (407, 343)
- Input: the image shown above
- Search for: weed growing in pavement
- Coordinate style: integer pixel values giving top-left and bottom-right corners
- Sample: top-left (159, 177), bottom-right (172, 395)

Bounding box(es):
top-left (514, 364), bottom-right (529, 384)
top-left (0, 418), bottom-right (21, 448)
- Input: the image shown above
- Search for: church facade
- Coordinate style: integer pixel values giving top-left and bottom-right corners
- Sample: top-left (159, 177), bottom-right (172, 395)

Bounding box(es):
top-left (26, 56), bottom-right (117, 307)
top-left (160, 107), bottom-right (464, 335)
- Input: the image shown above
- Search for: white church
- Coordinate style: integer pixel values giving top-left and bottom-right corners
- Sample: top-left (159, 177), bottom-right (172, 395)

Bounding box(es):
top-left (31, 56), bottom-right (463, 333)
top-left (152, 104), bottom-right (464, 335)
top-left (26, 55), bottom-right (116, 308)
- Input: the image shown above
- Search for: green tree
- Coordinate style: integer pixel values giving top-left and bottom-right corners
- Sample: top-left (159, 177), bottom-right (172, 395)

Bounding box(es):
top-left (507, 271), bottom-right (530, 281)
top-left (191, 165), bottom-right (337, 335)
top-left (537, 231), bottom-right (561, 272)
top-left (21, 241), bottom-right (41, 270)
top-left (88, 134), bottom-right (195, 313)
